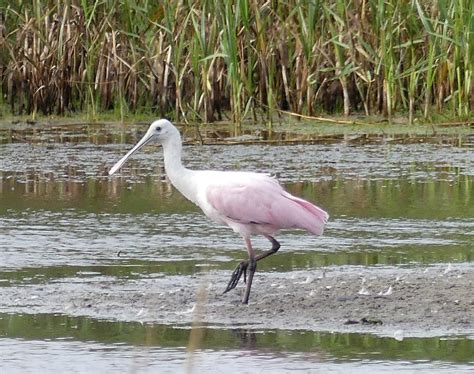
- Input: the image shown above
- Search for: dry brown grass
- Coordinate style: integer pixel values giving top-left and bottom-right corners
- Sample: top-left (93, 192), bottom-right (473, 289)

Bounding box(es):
top-left (1, 1), bottom-right (473, 123)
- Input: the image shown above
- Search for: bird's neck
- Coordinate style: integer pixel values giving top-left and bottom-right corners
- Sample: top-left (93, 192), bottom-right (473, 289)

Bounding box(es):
top-left (162, 137), bottom-right (197, 203)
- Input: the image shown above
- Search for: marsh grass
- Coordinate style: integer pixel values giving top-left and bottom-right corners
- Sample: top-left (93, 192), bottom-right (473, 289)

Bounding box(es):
top-left (1, 0), bottom-right (473, 123)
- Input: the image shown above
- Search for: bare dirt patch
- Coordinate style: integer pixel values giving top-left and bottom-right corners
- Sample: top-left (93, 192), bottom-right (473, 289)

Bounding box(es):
top-left (1, 264), bottom-right (473, 338)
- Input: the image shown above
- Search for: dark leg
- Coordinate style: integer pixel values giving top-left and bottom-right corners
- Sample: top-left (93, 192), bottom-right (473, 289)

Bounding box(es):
top-left (223, 236), bottom-right (281, 303)
top-left (255, 236), bottom-right (281, 262)
top-left (242, 257), bottom-right (256, 304)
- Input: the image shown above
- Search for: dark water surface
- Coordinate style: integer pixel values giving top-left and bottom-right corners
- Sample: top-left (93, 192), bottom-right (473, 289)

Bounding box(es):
top-left (0, 124), bottom-right (473, 372)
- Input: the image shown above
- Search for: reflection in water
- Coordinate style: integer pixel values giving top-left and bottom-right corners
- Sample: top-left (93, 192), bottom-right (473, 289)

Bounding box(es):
top-left (0, 312), bottom-right (473, 363)
top-left (0, 193), bottom-right (472, 272)
top-left (0, 168), bottom-right (472, 218)
top-left (1, 338), bottom-right (471, 374)
top-left (1, 122), bottom-right (473, 146)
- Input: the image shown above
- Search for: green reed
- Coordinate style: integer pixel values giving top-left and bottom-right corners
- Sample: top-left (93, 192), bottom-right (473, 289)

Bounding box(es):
top-left (1, 0), bottom-right (473, 123)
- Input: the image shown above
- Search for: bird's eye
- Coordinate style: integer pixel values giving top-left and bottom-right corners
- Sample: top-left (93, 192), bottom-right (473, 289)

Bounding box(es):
top-left (156, 126), bottom-right (162, 132)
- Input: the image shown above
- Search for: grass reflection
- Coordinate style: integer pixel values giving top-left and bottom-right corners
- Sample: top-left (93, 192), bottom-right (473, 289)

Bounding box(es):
top-left (0, 313), bottom-right (472, 363)
top-left (1, 171), bottom-right (472, 218)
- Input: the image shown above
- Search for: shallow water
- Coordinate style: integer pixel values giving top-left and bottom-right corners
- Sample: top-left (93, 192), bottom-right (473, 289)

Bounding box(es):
top-left (0, 124), bottom-right (473, 372)
top-left (0, 313), bottom-right (473, 373)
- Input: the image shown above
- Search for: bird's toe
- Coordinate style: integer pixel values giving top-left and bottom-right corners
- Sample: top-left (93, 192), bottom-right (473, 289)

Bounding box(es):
top-left (223, 261), bottom-right (248, 294)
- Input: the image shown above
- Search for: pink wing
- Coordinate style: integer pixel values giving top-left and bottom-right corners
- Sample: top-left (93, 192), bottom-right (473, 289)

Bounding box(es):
top-left (206, 175), bottom-right (328, 235)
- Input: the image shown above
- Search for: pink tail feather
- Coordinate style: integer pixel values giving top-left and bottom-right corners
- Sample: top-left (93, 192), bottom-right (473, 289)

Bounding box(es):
top-left (283, 193), bottom-right (329, 235)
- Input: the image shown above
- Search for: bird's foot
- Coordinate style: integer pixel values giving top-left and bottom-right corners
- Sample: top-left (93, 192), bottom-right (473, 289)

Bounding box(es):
top-left (223, 261), bottom-right (248, 294)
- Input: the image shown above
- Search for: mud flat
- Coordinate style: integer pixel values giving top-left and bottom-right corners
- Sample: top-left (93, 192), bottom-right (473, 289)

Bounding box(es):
top-left (1, 263), bottom-right (472, 339)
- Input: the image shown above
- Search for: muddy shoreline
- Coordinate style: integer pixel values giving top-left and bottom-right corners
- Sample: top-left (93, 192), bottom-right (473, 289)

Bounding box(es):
top-left (2, 263), bottom-right (472, 339)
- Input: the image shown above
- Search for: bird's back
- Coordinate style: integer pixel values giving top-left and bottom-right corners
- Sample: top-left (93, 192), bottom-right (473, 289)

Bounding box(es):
top-left (194, 170), bottom-right (328, 237)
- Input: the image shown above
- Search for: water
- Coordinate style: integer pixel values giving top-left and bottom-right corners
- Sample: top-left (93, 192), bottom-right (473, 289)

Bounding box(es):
top-left (0, 124), bottom-right (473, 372)
top-left (0, 313), bottom-right (473, 373)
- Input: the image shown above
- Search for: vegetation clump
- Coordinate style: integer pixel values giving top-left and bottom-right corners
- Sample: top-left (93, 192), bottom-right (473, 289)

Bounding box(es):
top-left (0, 1), bottom-right (473, 123)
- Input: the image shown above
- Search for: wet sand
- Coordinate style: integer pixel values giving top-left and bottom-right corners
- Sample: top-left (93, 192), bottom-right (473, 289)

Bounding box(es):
top-left (2, 263), bottom-right (473, 338)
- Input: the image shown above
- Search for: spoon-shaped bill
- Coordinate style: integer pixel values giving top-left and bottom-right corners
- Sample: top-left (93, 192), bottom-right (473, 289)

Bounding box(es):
top-left (109, 130), bottom-right (155, 176)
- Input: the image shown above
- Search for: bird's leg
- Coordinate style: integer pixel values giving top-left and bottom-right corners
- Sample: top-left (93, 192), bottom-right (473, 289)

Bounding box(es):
top-left (242, 255), bottom-right (256, 304)
top-left (255, 235), bottom-right (281, 262)
top-left (223, 236), bottom-right (281, 303)
top-left (223, 238), bottom-right (253, 296)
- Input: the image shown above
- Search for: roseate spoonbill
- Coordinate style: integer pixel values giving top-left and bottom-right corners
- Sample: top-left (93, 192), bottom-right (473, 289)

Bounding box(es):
top-left (109, 119), bottom-right (329, 304)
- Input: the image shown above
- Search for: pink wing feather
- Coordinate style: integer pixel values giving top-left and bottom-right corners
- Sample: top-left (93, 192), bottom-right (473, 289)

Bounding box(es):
top-left (206, 174), bottom-right (328, 235)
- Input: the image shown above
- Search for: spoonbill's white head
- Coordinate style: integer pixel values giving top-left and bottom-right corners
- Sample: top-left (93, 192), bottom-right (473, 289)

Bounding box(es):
top-left (145, 119), bottom-right (180, 143)
top-left (108, 119), bottom-right (180, 175)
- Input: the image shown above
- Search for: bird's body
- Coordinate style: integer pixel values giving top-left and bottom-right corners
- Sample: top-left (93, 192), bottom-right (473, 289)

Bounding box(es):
top-left (173, 168), bottom-right (327, 239)
top-left (109, 119), bottom-right (328, 304)
top-left (202, 171), bottom-right (327, 238)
